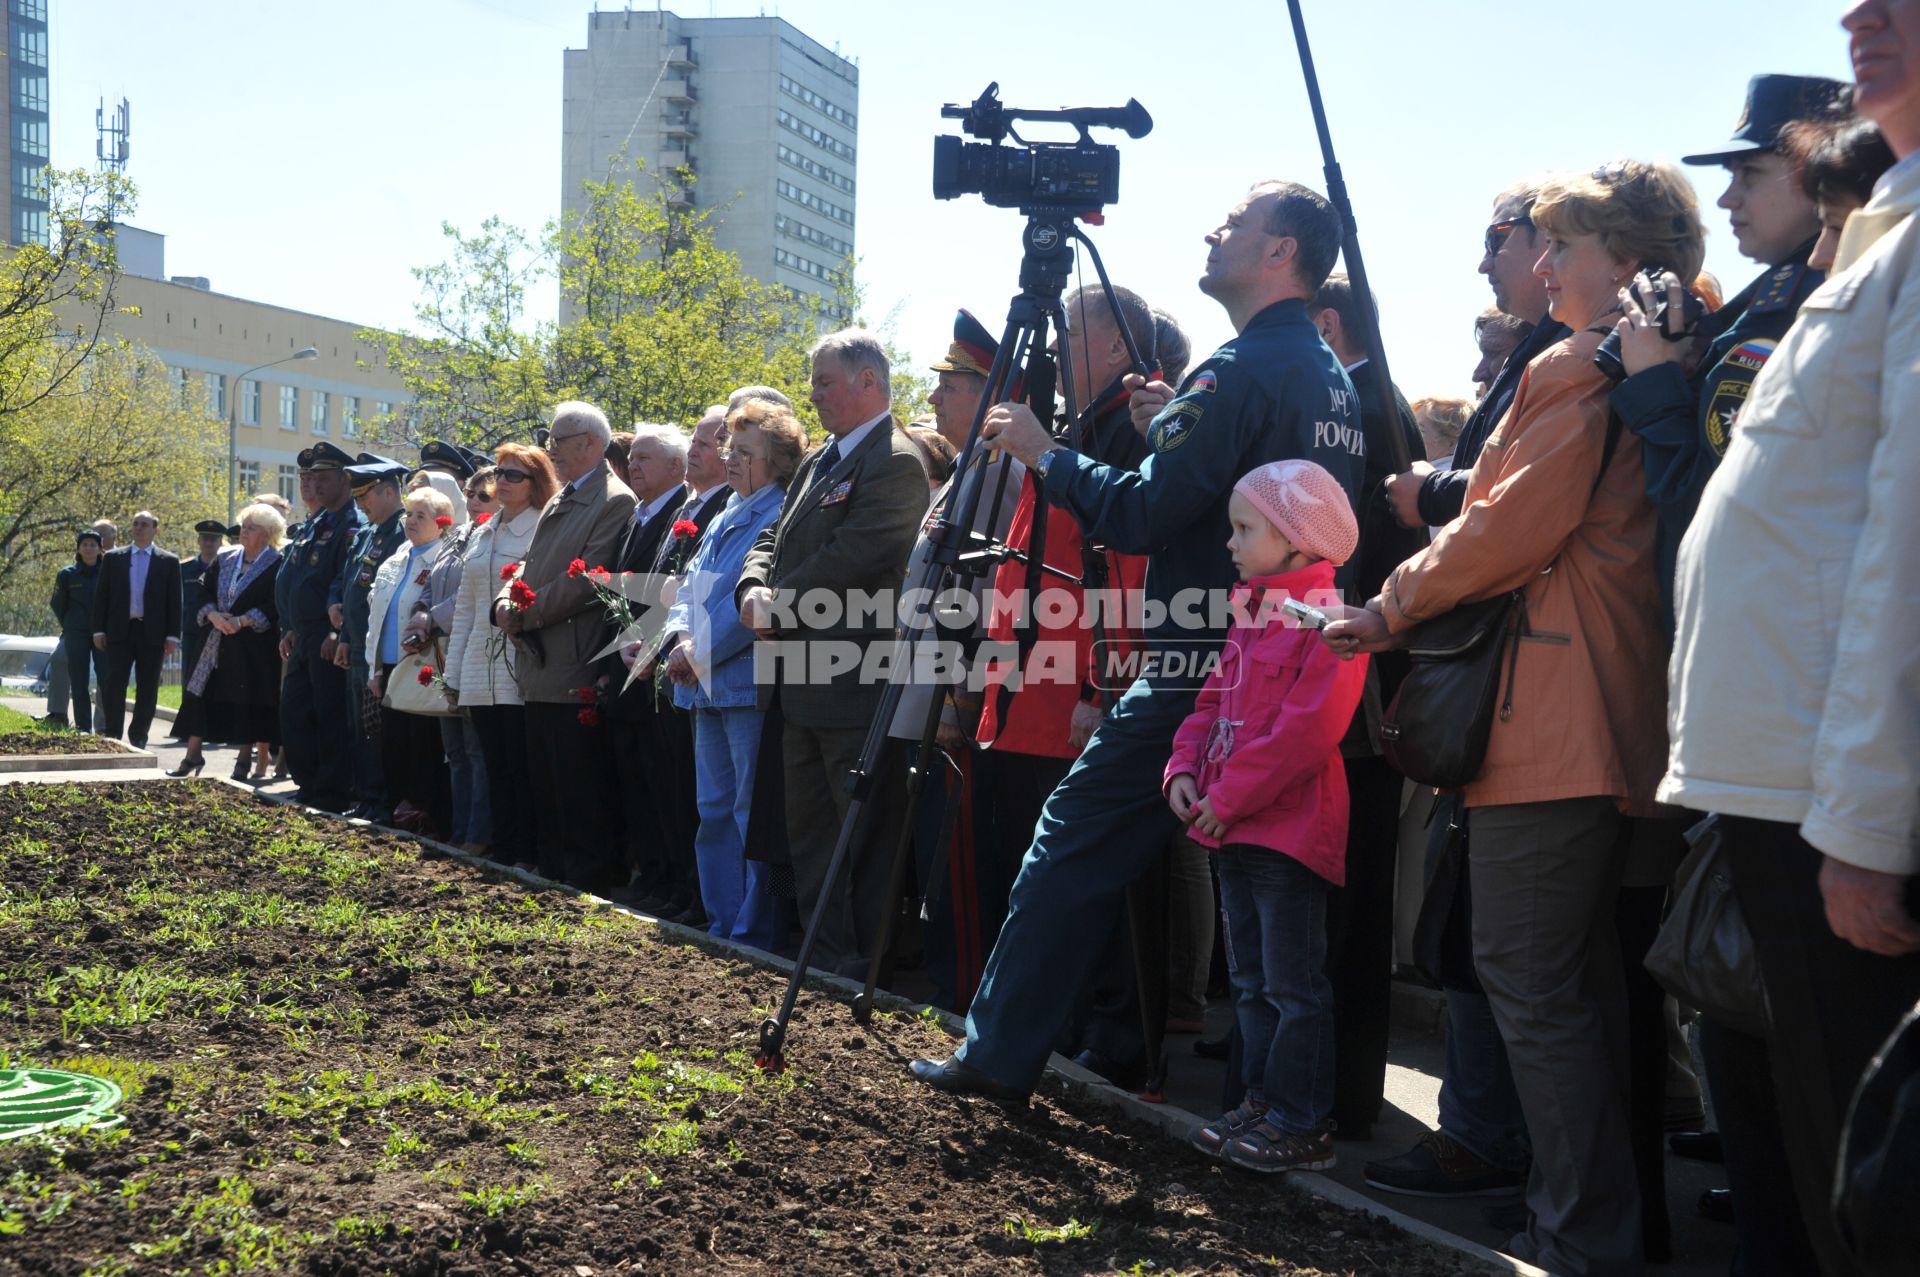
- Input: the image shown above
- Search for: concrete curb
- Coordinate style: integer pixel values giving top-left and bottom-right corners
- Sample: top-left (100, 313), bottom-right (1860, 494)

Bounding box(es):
top-left (0, 746), bottom-right (156, 774)
top-left (228, 777), bottom-right (1536, 1276)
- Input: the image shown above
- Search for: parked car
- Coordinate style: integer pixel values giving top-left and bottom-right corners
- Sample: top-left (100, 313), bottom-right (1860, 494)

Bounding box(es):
top-left (0, 634), bottom-right (59, 696)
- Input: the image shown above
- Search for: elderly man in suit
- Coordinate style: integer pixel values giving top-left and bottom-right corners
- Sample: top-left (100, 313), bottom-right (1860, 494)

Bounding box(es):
top-left (90, 510), bottom-right (183, 749)
top-left (738, 330), bottom-right (929, 976)
top-left (494, 401), bottom-right (637, 888)
top-left (610, 408), bottom-right (737, 920)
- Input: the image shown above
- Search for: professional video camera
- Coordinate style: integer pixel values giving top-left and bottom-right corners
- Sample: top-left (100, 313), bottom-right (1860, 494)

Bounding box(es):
top-left (932, 82), bottom-right (1151, 213)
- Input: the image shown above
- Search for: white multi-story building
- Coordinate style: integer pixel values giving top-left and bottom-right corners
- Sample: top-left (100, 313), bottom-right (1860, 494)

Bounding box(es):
top-left (561, 9), bottom-right (857, 317)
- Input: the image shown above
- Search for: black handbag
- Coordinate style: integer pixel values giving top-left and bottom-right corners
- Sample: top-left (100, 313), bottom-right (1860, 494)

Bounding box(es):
top-left (1643, 815), bottom-right (1768, 1038)
top-left (1379, 398), bottom-right (1623, 791)
top-left (1380, 590), bottom-right (1526, 789)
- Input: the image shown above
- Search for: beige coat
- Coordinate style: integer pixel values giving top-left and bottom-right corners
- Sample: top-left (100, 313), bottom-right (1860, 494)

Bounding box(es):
top-left (447, 506), bottom-right (539, 708)
top-left (494, 462), bottom-right (637, 704)
top-left (1662, 157), bottom-right (1920, 874)
top-left (1380, 328), bottom-right (1669, 815)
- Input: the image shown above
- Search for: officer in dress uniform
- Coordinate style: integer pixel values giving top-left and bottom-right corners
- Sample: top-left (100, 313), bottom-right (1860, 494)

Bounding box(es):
top-left (1611, 72), bottom-right (1848, 629)
top-left (176, 519), bottom-right (229, 734)
top-left (910, 180), bottom-right (1368, 1102)
top-left (277, 442), bottom-right (363, 811)
top-left (332, 454), bottom-right (410, 822)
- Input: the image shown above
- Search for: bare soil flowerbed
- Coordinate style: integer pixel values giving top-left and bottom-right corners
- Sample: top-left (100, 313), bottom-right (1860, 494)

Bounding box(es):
top-left (0, 782), bottom-right (1489, 1276)
top-left (0, 729), bottom-right (130, 756)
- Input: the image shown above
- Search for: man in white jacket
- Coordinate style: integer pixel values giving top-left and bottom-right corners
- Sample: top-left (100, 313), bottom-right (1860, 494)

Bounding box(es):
top-left (1660, 3), bottom-right (1920, 1271)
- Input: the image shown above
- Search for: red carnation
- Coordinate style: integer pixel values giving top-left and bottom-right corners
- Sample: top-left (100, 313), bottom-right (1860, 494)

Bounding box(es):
top-left (586, 565), bottom-right (612, 585)
top-left (576, 686), bottom-right (595, 704)
top-left (508, 579), bottom-right (537, 609)
top-left (577, 707), bottom-right (601, 728)
top-left (671, 519), bottom-right (699, 539)
top-left (476, 512), bottom-right (492, 525)
top-left (435, 515), bottom-right (454, 528)
top-left (416, 665), bottom-right (435, 686)
top-left (499, 563), bottom-right (517, 581)
top-left (567, 558), bottom-right (588, 578)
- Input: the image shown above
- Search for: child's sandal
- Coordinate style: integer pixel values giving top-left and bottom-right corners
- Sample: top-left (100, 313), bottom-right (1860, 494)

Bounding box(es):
top-left (1188, 1098), bottom-right (1265, 1159)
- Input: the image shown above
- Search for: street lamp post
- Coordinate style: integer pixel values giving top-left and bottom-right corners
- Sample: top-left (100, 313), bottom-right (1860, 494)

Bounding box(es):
top-left (227, 347), bottom-right (318, 522)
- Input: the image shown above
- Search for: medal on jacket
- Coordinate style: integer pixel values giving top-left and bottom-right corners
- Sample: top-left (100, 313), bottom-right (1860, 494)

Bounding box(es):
top-left (1204, 716), bottom-right (1242, 765)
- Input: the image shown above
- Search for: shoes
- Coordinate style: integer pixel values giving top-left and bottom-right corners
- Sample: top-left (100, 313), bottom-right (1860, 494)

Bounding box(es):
top-left (907, 1055), bottom-right (1028, 1102)
top-left (164, 755), bottom-right (206, 779)
top-left (230, 757), bottom-right (254, 783)
top-left (34, 714), bottom-right (68, 728)
top-left (1698, 1187), bottom-right (1735, 1224)
top-left (460, 842), bottom-right (491, 858)
top-left (669, 902), bottom-right (709, 930)
top-left (1193, 1035), bottom-right (1231, 1061)
top-left (1071, 1048), bottom-right (1145, 1093)
top-left (1221, 1120), bottom-right (1336, 1174)
top-left (1364, 1132), bottom-right (1527, 1199)
top-left (1190, 1098), bottom-right (1266, 1159)
top-left (1669, 1130), bottom-right (1725, 1163)
top-left (1664, 1094), bottom-right (1708, 1131)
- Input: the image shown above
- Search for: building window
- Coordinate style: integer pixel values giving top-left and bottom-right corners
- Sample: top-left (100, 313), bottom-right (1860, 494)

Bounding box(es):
top-left (12, 116), bottom-right (46, 158)
top-left (776, 178), bottom-right (854, 228)
top-left (168, 365), bottom-right (189, 404)
top-left (776, 144), bottom-right (855, 196)
top-left (11, 69), bottom-right (46, 115)
top-left (11, 206), bottom-right (45, 246)
top-left (779, 74), bottom-right (856, 129)
top-left (776, 214), bottom-right (853, 259)
top-left (10, 0), bottom-right (49, 22)
top-left (276, 467), bottom-right (298, 504)
top-left (310, 390), bottom-right (330, 436)
top-left (342, 396), bottom-right (360, 439)
top-left (204, 372), bottom-right (226, 419)
top-left (279, 385), bottom-right (299, 430)
top-left (374, 400), bottom-right (393, 425)
top-left (12, 26), bottom-right (45, 66)
top-left (240, 378), bottom-right (261, 426)
top-left (776, 109), bottom-right (856, 165)
top-left (236, 460), bottom-right (260, 493)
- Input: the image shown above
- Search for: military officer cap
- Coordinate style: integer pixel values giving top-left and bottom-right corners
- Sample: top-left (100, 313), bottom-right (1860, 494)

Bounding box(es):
top-left (929, 309), bottom-right (998, 378)
top-left (418, 439), bottom-right (476, 480)
top-left (226, 524), bottom-right (242, 538)
top-left (193, 519), bottom-right (229, 538)
top-left (457, 443), bottom-right (493, 474)
top-left (344, 453), bottom-right (408, 495)
top-left (1683, 74), bottom-right (1852, 166)
top-left (296, 440), bottom-right (355, 472)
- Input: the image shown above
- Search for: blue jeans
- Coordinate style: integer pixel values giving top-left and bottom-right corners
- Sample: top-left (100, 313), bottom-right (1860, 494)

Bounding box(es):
top-left (438, 713), bottom-right (491, 847)
top-left (692, 705), bottom-right (781, 952)
top-left (1216, 845), bottom-right (1334, 1135)
top-left (959, 676), bottom-right (1192, 1090)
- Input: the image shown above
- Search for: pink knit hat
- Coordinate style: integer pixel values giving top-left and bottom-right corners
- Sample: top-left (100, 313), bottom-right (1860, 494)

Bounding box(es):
top-left (1233, 459), bottom-right (1358, 566)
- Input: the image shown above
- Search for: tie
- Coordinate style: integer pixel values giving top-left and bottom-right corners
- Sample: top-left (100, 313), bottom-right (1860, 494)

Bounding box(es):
top-left (129, 549), bottom-right (147, 620)
top-left (804, 441), bottom-right (842, 500)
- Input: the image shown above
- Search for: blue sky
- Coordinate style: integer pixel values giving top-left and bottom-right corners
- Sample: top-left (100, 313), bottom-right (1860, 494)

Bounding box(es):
top-left (50, 1), bottom-right (1853, 405)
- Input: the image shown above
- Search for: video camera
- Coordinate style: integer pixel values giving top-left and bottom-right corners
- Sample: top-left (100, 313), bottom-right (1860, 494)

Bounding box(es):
top-left (932, 82), bottom-right (1152, 214)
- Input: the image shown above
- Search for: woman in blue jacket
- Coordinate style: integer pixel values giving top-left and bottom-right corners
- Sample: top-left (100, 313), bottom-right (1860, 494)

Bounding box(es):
top-left (48, 528), bottom-right (105, 730)
top-left (660, 400), bottom-right (808, 951)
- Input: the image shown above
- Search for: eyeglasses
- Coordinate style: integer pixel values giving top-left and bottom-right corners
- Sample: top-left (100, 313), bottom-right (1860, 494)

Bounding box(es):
top-left (545, 431), bottom-right (587, 451)
top-left (495, 468), bottom-right (531, 484)
top-left (719, 448), bottom-right (760, 464)
top-left (1483, 217), bottom-right (1532, 259)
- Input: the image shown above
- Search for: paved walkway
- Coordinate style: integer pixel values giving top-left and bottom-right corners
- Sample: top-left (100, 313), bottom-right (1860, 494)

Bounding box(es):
top-left (2, 696), bottom-right (1735, 1274)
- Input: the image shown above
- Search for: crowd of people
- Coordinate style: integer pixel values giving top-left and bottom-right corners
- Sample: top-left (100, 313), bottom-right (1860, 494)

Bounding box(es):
top-left (42, 6), bottom-right (1918, 1274)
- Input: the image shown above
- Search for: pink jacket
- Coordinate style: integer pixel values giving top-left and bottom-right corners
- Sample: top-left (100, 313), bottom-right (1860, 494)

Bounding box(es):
top-left (1163, 560), bottom-right (1367, 885)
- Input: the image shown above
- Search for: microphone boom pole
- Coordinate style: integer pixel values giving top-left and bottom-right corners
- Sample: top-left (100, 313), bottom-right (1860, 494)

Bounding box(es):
top-left (1285, 0), bottom-right (1411, 474)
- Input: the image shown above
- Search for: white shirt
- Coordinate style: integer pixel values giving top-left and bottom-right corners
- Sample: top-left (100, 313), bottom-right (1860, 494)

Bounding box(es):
top-left (826, 410), bottom-right (890, 467)
top-left (634, 485), bottom-right (683, 528)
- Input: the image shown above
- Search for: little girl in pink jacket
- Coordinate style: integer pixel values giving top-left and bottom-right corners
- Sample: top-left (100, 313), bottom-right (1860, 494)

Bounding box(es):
top-left (1165, 458), bottom-right (1367, 1175)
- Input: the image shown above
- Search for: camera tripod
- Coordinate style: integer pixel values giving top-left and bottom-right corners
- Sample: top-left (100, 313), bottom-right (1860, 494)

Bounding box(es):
top-left (754, 210), bottom-right (1170, 1097)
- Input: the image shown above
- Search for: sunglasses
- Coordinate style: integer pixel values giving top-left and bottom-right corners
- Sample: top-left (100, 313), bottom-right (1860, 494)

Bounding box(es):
top-left (1484, 217), bottom-right (1532, 259)
top-left (495, 468), bottom-right (531, 484)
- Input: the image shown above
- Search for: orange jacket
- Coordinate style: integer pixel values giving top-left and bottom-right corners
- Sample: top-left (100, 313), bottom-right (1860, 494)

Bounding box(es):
top-left (1379, 329), bottom-right (1669, 815)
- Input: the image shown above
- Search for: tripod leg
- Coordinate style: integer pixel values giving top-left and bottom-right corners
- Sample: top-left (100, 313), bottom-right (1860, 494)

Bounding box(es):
top-left (758, 786), bottom-right (874, 1069)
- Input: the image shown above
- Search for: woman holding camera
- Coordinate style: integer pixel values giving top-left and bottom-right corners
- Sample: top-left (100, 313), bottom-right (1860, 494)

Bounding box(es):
top-left (1326, 161), bottom-right (1703, 1276)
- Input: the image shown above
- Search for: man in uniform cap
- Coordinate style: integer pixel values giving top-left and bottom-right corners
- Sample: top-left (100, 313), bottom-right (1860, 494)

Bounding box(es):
top-left (176, 519), bottom-right (230, 728)
top-left (331, 454), bottom-right (410, 822)
top-left (418, 439), bottom-right (476, 482)
top-left (276, 442), bottom-right (363, 810)
top-left (1617, 72), bottom-right (1850, 630)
